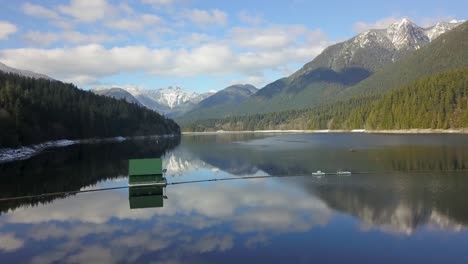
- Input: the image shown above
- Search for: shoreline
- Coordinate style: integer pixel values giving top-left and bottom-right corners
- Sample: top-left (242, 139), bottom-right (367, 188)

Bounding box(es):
top-left (183, 129), bottom-right (468, 135)
top-left (0, 134), bottom-right (179, 164)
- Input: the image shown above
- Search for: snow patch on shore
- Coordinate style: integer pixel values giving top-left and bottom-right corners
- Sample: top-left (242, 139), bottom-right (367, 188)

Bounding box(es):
top-left (0, 139), bottom-right (78, 163)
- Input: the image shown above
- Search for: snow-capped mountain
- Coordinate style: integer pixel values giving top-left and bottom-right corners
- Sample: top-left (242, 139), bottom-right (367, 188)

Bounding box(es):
top-left (424, 20), bottom-right (465, 41)
top-left (163, 151), bottom-right (213, 177)
top-left (0, 62), bottom-right (52, 80)
top-left (294, 18), bottom-right (465, 77)
top-left (137, 86), bottom-right (213, 109)
top-left (93, 85), bottom-right (215, 117)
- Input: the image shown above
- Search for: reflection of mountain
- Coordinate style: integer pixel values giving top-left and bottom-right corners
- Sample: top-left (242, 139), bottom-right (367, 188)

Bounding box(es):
top-left (301, 174), bottom-right (467, 234)
top-left (0, 137), bottom-right (180, 214)
top-left (163, 149), bottom-right (211, 176)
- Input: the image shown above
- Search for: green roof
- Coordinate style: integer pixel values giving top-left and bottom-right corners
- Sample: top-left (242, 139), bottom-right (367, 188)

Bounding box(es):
top-left (129, 158), bottom-right (163, 176)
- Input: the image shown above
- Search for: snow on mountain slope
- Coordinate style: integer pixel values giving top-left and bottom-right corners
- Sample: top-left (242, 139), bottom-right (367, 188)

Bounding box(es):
top-left (94, 85), bottom-right (215, 116)
top-left (294, 19), bottom-right (465, 77)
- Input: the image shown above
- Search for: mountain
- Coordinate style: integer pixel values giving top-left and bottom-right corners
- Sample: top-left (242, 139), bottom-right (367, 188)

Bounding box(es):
top-left (183, 21), bottom-right (468, 132)
top-left (341, 20), bottom-right (468, 97)
top-left (92, 87), bottom-right (142, 106)
top-left (180, 19), bottom-right (465, 121)
top-left (106, 86), bottom-right (215, 117)
top-left (291, 19), bottom-right (463, 80)
top-left (196, 84), bottom-right (257, 109)
top-left (183, 68), bottom-right (468, 132)
top-left (0, 62), bottom-right (52, 80)
top-left (0, 71), bottom-right (180, 147)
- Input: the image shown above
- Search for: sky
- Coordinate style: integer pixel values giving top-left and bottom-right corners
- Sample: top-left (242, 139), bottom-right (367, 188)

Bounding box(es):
top-left (0, 0), bottom-right (466, 93)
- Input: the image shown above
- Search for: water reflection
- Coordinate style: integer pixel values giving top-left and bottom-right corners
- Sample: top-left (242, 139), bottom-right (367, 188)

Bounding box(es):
top-left (299, 174), bottom-right (468, 234)
top-left (0, 179), bottom-right (332, 263)
top-left (129, 186), bottom-right (165, 209)
top-left (0, 136), bottom-right (180, 214)
top-left (1, 133), bottom-right (468, 263)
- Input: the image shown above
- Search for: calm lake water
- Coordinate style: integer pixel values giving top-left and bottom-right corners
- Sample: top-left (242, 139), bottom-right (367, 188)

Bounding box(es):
top-left (1, 133), bottom-right (468, 263)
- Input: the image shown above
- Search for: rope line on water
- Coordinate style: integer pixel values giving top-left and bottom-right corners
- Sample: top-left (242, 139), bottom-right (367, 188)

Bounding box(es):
top-left (1, 169), bottom-right (467, 202)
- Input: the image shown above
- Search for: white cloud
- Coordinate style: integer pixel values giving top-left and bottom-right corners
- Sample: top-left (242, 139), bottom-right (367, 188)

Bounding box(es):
top-left (178, 33), bottom-right (214, 46)
top-left (58, 0), bottom-right (115, 23)
top-left (353, 16), bottom-right (404, 33)
top-left (21, 31), bottom-right (120, 46)
top-left (307, 29), bottom-right (329, 45)
top-left (66, 245), bottom-right (115, 264)
top-left (0, 36), bottom-right (330, 85)
top-left (186, 233), bottom-right (233, 253)
top-left (236, 75), bottom-right (267, 88)
top-left (22, 31), bottom-right (60, 46)
top-left (230, 25), bottom-right (330, 52)
top-left (22, 2), bottom-right (60, 20)
top-left (230, 25), bottom-right (309, 50)
top-left (0, 233), bottom-right (24, 252)
top-left (0, 21), bottom-right (18, 40)
top-left (182, 9), bottom-right (228, 27)
top-left (61, 31), bottom-right (121, 44)
top-left (106, 14), bottom-right (164, 32)
top-left (22, 2), bottom-right (73, 29)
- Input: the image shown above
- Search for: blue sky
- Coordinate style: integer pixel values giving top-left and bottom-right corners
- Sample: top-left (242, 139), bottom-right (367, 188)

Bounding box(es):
top-left (0, 0), bottom-right (466, 92)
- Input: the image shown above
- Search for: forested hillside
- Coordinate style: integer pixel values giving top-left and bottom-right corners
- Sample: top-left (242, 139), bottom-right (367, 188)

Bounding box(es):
top-left (183, 68), bottom-right (468, 131)
top-left (0, 72), bottom-right (180, 147)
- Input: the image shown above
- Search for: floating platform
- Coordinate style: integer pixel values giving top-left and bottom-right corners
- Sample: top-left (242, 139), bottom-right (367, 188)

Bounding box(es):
top-left (128, 158), bottom-right (167, 187)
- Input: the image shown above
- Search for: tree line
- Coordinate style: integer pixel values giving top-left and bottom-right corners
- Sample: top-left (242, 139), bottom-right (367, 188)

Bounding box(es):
top-left (0, 72), bottom-right (180, 147)
top-left (183, 68), bottom-right (468, 131)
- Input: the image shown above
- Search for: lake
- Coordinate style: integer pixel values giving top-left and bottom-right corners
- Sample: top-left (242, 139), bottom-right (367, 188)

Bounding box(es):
top-left (1, 133), bottom-right (468, 263)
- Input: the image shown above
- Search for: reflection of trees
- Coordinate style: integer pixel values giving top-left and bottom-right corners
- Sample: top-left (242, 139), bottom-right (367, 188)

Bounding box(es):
top-left (183, 134), bottom-right (468, 176)
top-left (301, 174), bottom-right (468, 233)
top-left (0, 136), bottom-right (180, 213)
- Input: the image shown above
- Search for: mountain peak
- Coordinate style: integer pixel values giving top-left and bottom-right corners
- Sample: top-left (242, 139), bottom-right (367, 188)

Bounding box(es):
top-left (194, 83), bottom-right (257, 109)
top-left (283, 19), bottom-right (465, 94)
top-left (387, 18), bottom-right (428, 50)
top-left (397, 18), bottom-right (414, 26)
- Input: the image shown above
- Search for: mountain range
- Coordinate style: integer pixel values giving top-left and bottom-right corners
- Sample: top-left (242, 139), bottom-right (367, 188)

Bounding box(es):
top-left (91, 86), bottom-right (215, 117)
top-left (184, 20), bottom-right (468, 131)
top-left (92, 84), bottom-right (258, 117)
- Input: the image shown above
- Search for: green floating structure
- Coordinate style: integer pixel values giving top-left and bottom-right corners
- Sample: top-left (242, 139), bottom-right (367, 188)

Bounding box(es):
top-left (128, 158), bottom-right (167, 187)
top-left (128, 158), bottom-right (167, 209)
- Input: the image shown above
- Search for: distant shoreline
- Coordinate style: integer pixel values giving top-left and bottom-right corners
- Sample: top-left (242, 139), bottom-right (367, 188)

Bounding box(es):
top-left (183, 129), bottom-right (468, 135)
